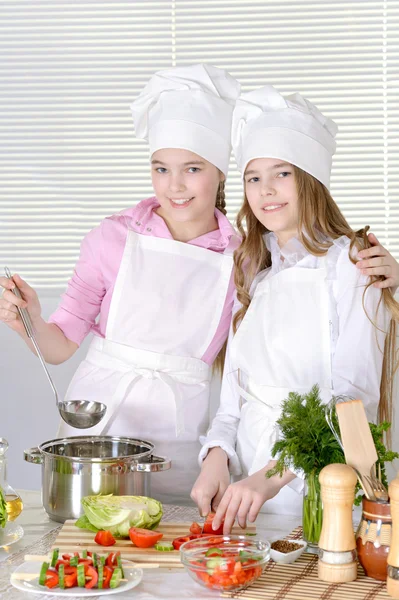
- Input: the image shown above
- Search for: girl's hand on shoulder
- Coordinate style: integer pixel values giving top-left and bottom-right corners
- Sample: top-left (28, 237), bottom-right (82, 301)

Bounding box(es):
top-left (0, 273), bottom-right (42, 334)
top-left (356, 233), bottom-right (399, 292)
top-left (190, 447), bottom-right (230, 517)
top-left (212, 469), bottom-right (282, 535)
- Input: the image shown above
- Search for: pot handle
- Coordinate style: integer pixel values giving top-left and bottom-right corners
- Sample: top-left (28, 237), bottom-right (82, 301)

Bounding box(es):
top-left (131, 455), bottom-right (171, 472)
top-left (24, 447), bottom-right (43, 464)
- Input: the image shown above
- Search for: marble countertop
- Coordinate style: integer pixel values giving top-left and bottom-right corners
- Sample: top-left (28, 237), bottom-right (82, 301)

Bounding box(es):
top-left (0, 490), bottom-right (300, 600)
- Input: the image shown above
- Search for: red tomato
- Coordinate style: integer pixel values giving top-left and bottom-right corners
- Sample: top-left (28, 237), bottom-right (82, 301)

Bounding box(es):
top-left (189, 522), bottom-right (202, 535)
top-left (94, 530), bottom-right (116, 547)
top-left (106, 551), bottom-right (117, 567)
top-left (85, 565), bottom-right (99, 589)
top-left (44, 569), bottom-right (59, 589)
top-left (103, 565), bottom-right (113, 589)
top-left (128, 527), bottom-right (164, 548)
top-left (172, 535), bottom-right (192, 550)
top-left (64, 572), bottom-right (78, 588)
top-left (202, 513), bottom-right (224, 535)
top-left (55, 559), bottom-right (72, 571)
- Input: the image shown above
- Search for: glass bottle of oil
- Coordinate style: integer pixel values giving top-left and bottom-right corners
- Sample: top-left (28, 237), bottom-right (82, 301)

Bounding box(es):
top-left (0, 438), bottom-right (23, 521)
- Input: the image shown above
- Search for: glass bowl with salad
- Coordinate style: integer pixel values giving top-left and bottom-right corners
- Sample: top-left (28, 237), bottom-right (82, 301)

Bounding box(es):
top-left (179, 535), bottom-right (270, 592)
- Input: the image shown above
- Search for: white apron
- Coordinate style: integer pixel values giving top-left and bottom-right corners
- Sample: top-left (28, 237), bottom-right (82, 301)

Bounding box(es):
top-left (229, 257), bottom-right (333, 516)
top-left (58, 229), bottom-right (234, 504)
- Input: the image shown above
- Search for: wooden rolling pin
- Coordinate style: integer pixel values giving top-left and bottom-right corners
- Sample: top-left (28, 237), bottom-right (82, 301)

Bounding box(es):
top-left (318, 463), bottom-right (358, 583)
top-left (387, 477), bottom-right (399, 598)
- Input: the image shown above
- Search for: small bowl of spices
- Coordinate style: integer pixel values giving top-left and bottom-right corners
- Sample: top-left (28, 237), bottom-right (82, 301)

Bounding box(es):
top-left (270, 538), bottom-right (307, 564)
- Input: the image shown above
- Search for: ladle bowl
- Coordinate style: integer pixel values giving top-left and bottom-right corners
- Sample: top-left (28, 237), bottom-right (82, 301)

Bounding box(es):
top-left (58, 400), bottom-right (107, 429)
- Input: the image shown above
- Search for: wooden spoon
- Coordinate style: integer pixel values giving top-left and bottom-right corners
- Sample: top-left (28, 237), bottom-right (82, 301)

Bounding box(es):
top-left (336, 399), bottom-right (378, 500)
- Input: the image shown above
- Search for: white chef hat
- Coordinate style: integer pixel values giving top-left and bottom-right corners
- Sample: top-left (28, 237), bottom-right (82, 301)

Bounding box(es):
top-left (131, 64), bottom-right (241, 177)
top-left (232, 85), bottom-right (338, 189)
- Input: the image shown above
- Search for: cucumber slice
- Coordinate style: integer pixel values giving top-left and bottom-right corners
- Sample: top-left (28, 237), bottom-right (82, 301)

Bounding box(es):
top-left (92, 553), bottom-right (98, 568)
top-left (205, 547), bottom-right (223, 557)
top-left (109, 567), bottom-right (122, 589)
top-left (69, 555), bottom-right (79, 567)
top-left (77, 563), bottom-right (86, 587)
top-left (116, 554), bottom-right (125, 577)
top-left (39, 562), bottom-right (50, 586)
top-left (206, 556), bottom-right (224, 575)
top-left (82, 550), bottom-right (88, 559)
top-left (58, 564), bottom-right (65, 590)
top-left (97, 564), bottom-right (104, 589)
top-left (50, 549), bottom-right (59, 568)
top-left (99, 555), bottom-right (106, 566)
top-left (154, 541), bottom-right (174, 552)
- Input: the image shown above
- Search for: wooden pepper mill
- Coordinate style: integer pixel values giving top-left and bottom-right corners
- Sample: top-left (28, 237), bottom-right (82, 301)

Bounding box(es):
top-left (387, 477), bottom-right (399, 598)
top-left (318, 463), bottom-right (358, 583)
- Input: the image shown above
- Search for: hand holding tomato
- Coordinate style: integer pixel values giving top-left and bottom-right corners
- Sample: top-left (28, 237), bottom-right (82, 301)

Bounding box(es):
top-left (202, 512), bottom-right (224, 535)
top-left (213, 464), bottom-right (297, 534)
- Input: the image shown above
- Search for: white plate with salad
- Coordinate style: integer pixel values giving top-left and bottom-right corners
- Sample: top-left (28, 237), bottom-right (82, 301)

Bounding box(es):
top-left (10, 557), bottom-right (143, 596)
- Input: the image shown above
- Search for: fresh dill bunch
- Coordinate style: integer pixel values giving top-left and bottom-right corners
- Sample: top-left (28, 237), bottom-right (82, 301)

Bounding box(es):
top-left (266, 384), bottom-right (398, 505)
top-left (266, 385), bottom-right (345, 479)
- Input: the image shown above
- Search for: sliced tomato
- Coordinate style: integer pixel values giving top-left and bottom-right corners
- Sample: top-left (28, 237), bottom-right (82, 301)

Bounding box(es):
top-left (202, 512), bottom-right (224, 535)
top-left (85, 565), bottom-right (99, 589)
top-left (103, 565), bottom-right (113, 589)
top-left (94, 530), bottom-right (116, 547)
top-left (44, 570), bottom-right (59, 589)
top-left (189, 522), bottom-right (202, 535)
top-left (106, 552), bottom-right (118, 567)
top-left (55, 559), bottom-right (70, 571)
top-left (64, 571), bottom-right (78, 588)
top-left (172, 535), bottom-right (192, 550)
top-left (128, 527), bottom-right (164, 548)
top-left (78, 558), bottom-right (93, 566)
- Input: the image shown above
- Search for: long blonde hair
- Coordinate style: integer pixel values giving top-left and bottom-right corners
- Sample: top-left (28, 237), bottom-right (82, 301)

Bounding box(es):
top-left (233, 165), bottom-right (399, 435)
top-left (213, 178), bottom-right (228, 375)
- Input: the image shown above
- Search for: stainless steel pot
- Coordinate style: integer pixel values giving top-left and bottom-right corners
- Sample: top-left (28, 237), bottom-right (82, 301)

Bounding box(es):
top-left (24, 435), bottom-right (171, 523)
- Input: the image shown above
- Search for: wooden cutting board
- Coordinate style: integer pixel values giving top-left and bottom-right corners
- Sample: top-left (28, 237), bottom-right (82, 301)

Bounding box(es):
top-left (51, 520), bottom-right (257, 569)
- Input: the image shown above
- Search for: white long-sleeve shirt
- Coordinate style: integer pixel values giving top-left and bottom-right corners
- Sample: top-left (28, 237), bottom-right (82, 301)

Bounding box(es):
top-left (199, 233), bottom-right (391, 476)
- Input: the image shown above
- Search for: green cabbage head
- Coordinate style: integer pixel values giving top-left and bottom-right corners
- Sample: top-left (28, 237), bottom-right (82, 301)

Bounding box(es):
top-left (0, 487), bottom-right (8, 529)
top-left (76, 494), bottom-right (163, 538)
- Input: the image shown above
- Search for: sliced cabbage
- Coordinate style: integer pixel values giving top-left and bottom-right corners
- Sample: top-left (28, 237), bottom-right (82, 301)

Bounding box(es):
top-left (76, 494), bottom-right (163, 538)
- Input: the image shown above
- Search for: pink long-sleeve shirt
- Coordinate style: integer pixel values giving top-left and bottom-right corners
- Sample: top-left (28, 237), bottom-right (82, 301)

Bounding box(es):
top-left (49, 197), bottom-right (239, 365)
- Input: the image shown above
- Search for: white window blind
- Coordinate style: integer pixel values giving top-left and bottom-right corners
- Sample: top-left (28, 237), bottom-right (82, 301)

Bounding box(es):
top-left (0, 0), bottom-right (398, 292)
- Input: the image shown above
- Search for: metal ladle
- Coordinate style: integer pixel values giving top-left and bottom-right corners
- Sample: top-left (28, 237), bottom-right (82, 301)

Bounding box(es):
top-left (4, 267), bottom-right (106, 429)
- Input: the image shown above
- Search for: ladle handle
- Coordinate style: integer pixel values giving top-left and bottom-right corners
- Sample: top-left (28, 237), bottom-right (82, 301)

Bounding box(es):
top-left (4, 266), bottom-right (35, 338)
top-left (5, 267), bottom-right (59, 405)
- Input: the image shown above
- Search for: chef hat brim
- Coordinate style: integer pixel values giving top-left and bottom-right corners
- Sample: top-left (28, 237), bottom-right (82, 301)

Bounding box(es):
top-left (149, 120), bottom-right (231, 177)
top-left (241, 127), bottom-right (332, 189)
